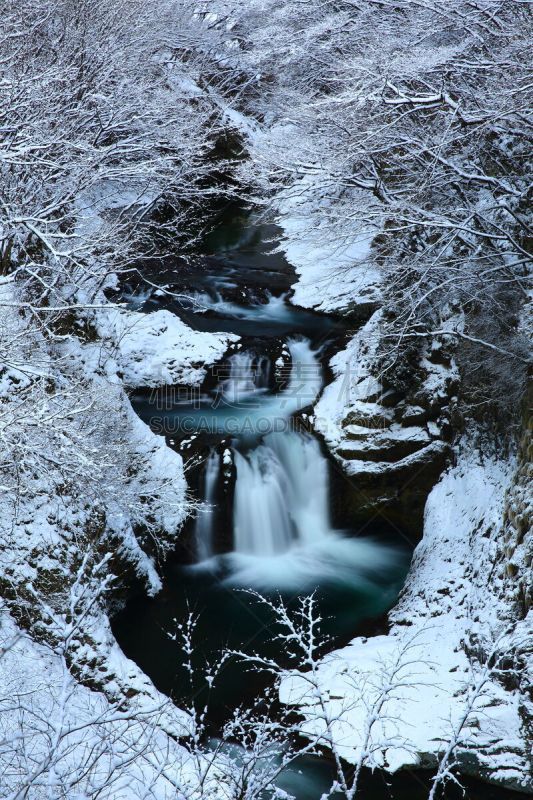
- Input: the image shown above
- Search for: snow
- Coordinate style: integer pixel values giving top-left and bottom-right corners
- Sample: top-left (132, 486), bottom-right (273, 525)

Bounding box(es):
top-left (268, 170), bottom-right (382, 312)
top-left (0, 273), bottom-right (200, 752)
top-left (311, 310), bottom-right (458, 484)
top-left (96, 306), bottom-right (238, 387)
top-left (0, 276), bottom-right (245, 795)
top-left (220, 103), bottom-right (261, 142)
top-left (223, 448), bottom-right (233, 465)
top-left (2, 5), bottom-right (529, 790)
top-left (281, 452), bottom-right (531, 790)
top-left (313, 311), bottom-right (384, 448)
top-left (0, 608), bottom-right (229, 799)
top-left (103, 403), bottom-right (189, 596)
top-left (282, 224), bottom-right (380, 314)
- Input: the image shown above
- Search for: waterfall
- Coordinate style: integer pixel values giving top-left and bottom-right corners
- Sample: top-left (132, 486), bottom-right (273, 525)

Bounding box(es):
top-left (232, 432), bottom-right (332, 556)
top-left (267, 432), bottom-right (331, 544)
top-left (233, 447), bottom-right (294, 556)
top-left (221, 351), bottom-right (270, 402)
top-left (191, 337), bottom-right (326, 561)
top-left (255, 355), bottom-right (270, 389)
top-left (272, 336), bottom-right (322, 418)
top-left (186, 334), bottom-right (399, 591)
top-left (194, 450), bottom-right (220, 560)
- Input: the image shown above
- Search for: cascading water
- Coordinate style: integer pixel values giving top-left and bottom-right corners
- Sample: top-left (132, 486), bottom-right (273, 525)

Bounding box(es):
top-left (186, 291), bottom-right (295, 324)
top-left (133, 337), bottom-right (322, 437)
top-left (187, 337), bottom-right (398, 589)
top-left (191, 337), bottom-right (327, 564)
top-left (233, 445), bottom-right (294, 556)
top-left (221, 351), bottom-right (270, 401)
top-left (265, 432), bottom-right (332, 545)
top-left (278, 337), bottom-right (322, 416)
top-left (115, 216), bottom-right (415, 800)
top-left (232, 432), bottom-right (330, 557)
top-left (194, 450), bottom-right (220, 561)
top-left (115, 213), bottom-right (417, 800)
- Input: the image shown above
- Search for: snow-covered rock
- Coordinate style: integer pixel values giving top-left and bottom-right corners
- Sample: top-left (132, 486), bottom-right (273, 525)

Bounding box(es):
top-left (275, 173), bottom-right (382, 313)
top-left (97, 307), bottom-right (238, 387)
top-left (311, 311), bottom-right (454, 535)
top-left (282, 450), bottom-right (532, 792)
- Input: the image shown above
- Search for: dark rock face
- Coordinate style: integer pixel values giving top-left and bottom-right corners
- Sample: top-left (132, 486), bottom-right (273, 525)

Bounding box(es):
top-left (339, 441), bottom-right (451, 540)
top-left (316, 313), bottom-right (458, 542)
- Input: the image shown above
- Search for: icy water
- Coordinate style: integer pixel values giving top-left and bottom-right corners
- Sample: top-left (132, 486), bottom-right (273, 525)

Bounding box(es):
top-left (113, 207), bottom-right (517, 799)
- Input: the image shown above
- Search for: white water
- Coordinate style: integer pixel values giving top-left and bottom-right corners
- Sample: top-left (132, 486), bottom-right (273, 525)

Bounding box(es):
top-left (221, 351), bottom-right (270, 402)
top-left (122, 285), bottom-right (153, 310)
top-left (216, 337), bottom-right (322, 435)
top-left (192, 337), bottom-right (398, 589)
top-left (233, 432), bottom-right (330, 557)
top-left (227, 429), bottom-right (397, 589)
top-left (187, 291), bottom-right (295, 324)
top-left (194, 450), bottom-right (220, 561)
top-left (277, 337), bottom-right (322, 416)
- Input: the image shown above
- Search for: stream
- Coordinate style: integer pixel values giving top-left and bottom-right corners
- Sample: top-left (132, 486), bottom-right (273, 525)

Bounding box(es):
top-left (112, 208), bottom-right (516, 800)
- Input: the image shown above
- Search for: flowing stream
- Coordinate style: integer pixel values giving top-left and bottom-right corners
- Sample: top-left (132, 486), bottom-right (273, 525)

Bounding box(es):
top-left (194, 449), bottom-right (220, 561)
top-left (112, 207), bottom-right (495, 799)
top-left (111, 208), bottom-right (522, 800)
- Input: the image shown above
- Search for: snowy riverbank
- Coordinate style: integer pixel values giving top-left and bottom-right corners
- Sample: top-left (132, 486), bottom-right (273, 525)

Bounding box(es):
top-left (280, 450), bottom-right (531, 791)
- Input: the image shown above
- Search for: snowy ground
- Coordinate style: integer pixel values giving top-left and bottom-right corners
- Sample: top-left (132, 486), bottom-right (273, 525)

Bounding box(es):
top-left (0, 607), bottom-right (231, 799)
top-left (281, 452), bottom-right (531, 791)
top-left (238, 118), bottom-right (382, 314)
top-left (276, 175), bottom-right (382, 314)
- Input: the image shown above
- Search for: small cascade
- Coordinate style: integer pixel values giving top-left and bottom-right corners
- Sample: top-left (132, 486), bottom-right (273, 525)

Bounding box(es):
top-left (135, 336), bottom-right (322, 439)
top-left (255, 355), bottom-right (270, 390)
top-left (122, 285), bottom-right (153, 310)
top-left (267, 432), bottom-right (331, 544)
top-left (190, 291), bottom-right (295, 324)
top-left (194, 450), bottom-right (220, 560)
top-left (232, 432), bottom-right (332, 556)
top-left (221, 351), bottom-right (270, 402)
top-left (283, 337), bottom-right (322, 407)
top-left (233, 447), bottom-right (294, 556)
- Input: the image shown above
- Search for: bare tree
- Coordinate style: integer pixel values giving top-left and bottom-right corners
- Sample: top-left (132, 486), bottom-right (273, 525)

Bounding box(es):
top-left (0, 5), bottom-right (252, 795)
top-left (229, 592), bottom-right (432, 799)
top-left (227, 0), bottom-right (531, 422)
top-left (429, 628), bottom-right (529, 799)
